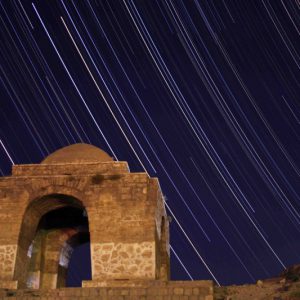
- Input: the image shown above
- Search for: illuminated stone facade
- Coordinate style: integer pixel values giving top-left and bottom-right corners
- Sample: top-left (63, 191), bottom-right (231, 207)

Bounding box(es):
top-left (0, 144), bottom-right (170, 289)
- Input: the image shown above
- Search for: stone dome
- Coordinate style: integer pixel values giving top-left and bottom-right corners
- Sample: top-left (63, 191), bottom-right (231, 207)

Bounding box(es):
top-left (41, 143), bottom-right (113, 164)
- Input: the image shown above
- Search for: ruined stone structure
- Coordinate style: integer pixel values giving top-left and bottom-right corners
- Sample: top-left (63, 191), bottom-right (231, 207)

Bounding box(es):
top-left (0, 144), bottom-right (169, 289)
top-left (0, 144), bottom-right (213, 299)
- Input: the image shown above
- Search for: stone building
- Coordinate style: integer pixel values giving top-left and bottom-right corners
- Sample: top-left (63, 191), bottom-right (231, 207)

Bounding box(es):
top-left (0, 144), bottom-right (213, 299)
top-left (0, 144), bottom-right (169, 289)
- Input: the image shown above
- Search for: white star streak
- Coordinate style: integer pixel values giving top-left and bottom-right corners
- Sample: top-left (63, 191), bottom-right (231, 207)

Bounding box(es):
top-left (0, 3), bottom-right (70, 148)
top-left (4, 3), bottom-right (91, 144)
top-left (261, 0), bottom-right (300, 70)
top-left (282, 95), bottom-right (300, 124)
top-left (170, 245), bottom-right (194, 280)
top-left (68, 1), bottom-right (218, 246)
top-left (68, 1), bottom-right (160, 168)
top-left (123, 0), bottom-right (286, 269)
top-left (0, 69), bottom-right (47, 156)
top-left (0, 139), bottom-right (15, 165)
top-left (165, 201), bottom-right (220, 286)
top-left (60, 5), bottom-right (156, 174)
top-left (62, 2), bottom-right (216, 248)
top-left (32, 3), bottom-right (118, 160)
top-left (16, 0), bottom-right (34, 30)
top-left (190, 157), bottom-right (271, 276)
top-left (192, 1), bottom-right (300, 178)
top-left (280, 0), bottom-right (300, 36)
top-left (166, 0), bottom-right (300, 224)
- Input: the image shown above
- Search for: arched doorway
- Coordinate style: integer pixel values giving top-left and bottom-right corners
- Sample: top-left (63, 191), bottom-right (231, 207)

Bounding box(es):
top-left (14, 194), bottom-right (91, 289)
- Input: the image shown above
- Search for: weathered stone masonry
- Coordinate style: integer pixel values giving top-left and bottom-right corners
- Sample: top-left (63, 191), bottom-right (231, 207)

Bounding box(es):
top-left (0, 144), bottom-right (169, 289)
top-left (0, 144), bottom-right (213, 299)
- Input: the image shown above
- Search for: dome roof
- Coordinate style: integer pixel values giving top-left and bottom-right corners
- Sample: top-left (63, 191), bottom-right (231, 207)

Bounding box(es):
top-left (41, 143), bottom-right (113, 164)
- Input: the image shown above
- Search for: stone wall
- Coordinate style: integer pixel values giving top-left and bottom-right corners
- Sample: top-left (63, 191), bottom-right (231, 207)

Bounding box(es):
top-left (12, 162), bottom-right (129, 176)
top-left (0, 280), bottom-right (214, 299)
top-left (91, 242), bottom-right (155, 280)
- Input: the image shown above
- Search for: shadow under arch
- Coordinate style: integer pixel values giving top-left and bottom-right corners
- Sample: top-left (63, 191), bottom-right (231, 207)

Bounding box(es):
top-left (13, 193), bottom-right (90, 289)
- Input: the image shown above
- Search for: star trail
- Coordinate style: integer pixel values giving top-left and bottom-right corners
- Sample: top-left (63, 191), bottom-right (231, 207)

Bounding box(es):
top-left (0, 0), bottom-right (299, 286)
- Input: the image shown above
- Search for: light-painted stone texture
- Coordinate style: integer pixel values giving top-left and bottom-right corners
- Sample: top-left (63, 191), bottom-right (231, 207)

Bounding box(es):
top-left (91, 242), bottom-right (155, 280)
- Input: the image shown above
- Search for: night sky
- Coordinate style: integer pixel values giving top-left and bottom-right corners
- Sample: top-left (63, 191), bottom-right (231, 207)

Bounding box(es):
top-left (0, 0), bottom-right (299, 287)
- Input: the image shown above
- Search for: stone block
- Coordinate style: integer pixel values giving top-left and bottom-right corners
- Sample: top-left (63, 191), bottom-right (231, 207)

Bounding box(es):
top-left (183, 288), bottom-right (192, 295)
top-left (192, 287), bottom-right (200, 295)
top-left (173, 287), bottom-right (184, 295)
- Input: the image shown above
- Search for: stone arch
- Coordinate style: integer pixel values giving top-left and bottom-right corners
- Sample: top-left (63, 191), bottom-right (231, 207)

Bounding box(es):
top-left (27, 185), bottom-right (88, 209)
top-left (13, 189), bottom-right (90, 289)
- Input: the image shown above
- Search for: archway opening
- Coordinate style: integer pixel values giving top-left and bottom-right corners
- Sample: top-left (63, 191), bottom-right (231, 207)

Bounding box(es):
top-left (38, 206), bottom-right (88, 229)
top-left (66, 242), bottom-right (91, 287)
top-left (15, 194), bottom-right (91, 289)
